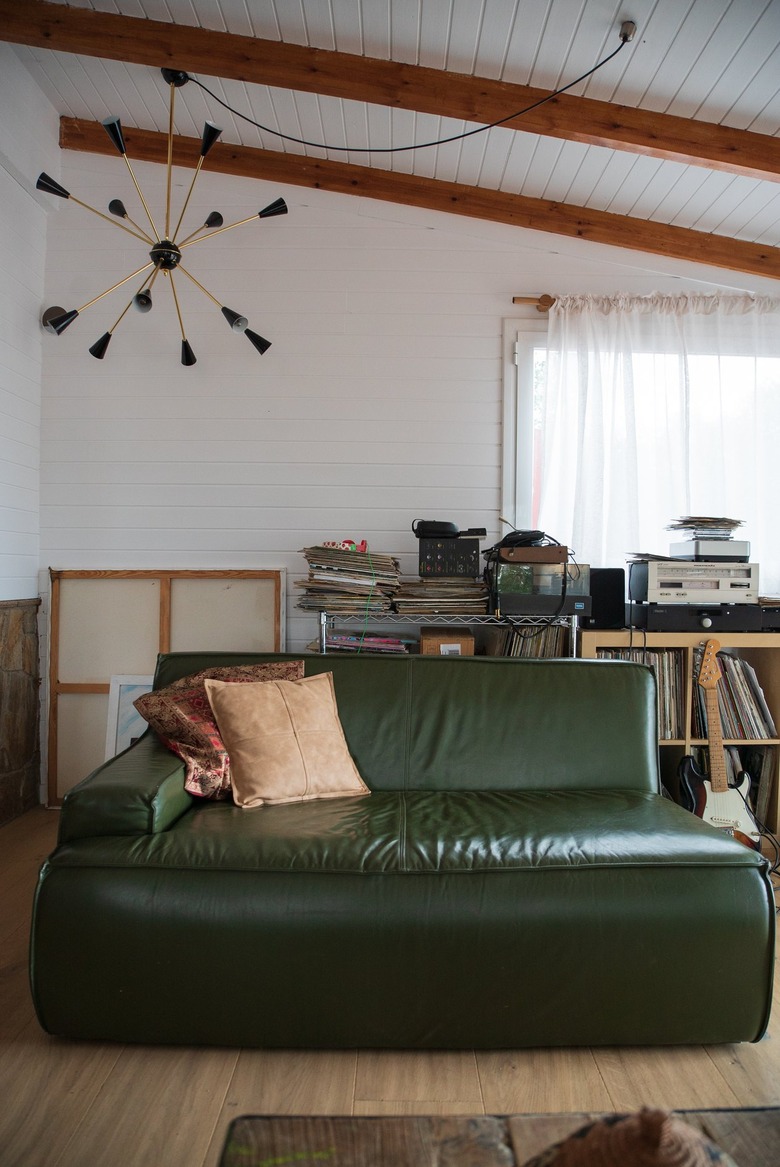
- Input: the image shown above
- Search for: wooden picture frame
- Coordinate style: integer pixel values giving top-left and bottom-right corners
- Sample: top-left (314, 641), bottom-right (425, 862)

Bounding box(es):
top-left (46, 568), bottom-right (285, 804)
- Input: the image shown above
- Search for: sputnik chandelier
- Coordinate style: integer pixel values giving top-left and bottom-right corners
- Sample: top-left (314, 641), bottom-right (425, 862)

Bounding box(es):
top-left (37, 68), bottom-right (288, 366)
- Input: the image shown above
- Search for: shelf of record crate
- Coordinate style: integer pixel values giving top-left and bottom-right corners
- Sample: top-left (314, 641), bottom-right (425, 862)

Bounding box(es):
top-left (579, 628), bottom-right (780, 833)
top-left (317, 610), bottom-right (578, 654)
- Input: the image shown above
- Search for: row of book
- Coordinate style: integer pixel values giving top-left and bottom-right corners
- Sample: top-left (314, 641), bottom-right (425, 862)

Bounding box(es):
top-left (481, 623), bottom-right (569, 659)
top-left (692, 647), bottom-right (777, 740)
top-left (595, 648), bottom-right (685, 740)
top-left (594, 645), bottom-right (778, 745)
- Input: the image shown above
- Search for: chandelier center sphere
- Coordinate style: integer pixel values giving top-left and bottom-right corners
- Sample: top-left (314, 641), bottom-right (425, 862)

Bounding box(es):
top-left (150, 239), bottom-right (182, 270)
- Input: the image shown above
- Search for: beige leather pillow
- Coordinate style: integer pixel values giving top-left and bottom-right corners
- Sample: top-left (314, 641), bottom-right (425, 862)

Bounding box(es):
top-left (133, 661), bottom-right (305, 799)
top-left (204, 672), bottom-right (370, 808)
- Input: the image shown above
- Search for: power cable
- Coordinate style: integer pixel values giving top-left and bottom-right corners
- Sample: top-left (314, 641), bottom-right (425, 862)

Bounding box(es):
top-left (186, 26), bottom-right (634, 156)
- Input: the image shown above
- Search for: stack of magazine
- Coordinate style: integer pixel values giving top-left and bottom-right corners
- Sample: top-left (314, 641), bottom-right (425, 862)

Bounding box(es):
top-left (317, 631), bottom-right (414, 655)
top-left (296, 545), bottom-right (401, 614)
top-left (392, 578), bottom-right (489, 615)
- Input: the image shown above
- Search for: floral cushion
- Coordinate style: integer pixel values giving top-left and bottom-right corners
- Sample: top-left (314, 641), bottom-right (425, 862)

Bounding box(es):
top-left (134, 662), bottom-right (305, 798)
top-left (519, 1109), bottom-right (738, 1167)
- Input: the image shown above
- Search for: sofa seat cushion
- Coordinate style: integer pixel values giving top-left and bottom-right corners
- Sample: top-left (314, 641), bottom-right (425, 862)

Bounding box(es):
top-left (48, 789), bottom-right (766, 877)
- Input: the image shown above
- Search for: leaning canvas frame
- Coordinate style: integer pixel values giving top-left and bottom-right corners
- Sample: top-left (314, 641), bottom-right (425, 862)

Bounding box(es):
top-left (46, 567), bottom-right (285, 805)
top-left (105, 675), bottom-right (154, 760)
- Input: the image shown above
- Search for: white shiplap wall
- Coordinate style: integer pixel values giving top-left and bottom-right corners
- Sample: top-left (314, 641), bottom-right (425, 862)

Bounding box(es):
top-left (0, 46), bottom-right (59, 601)
top-left (38, 145), bottom-right (773, 652)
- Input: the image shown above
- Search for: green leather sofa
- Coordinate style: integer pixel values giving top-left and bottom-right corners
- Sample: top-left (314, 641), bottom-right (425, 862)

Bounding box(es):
top-left (31, 652), bottom-right (775, 1048)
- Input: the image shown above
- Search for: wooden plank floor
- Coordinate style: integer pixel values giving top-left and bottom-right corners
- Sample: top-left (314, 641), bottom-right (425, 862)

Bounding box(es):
top-left (1, 807), bottom-right (778, 1167)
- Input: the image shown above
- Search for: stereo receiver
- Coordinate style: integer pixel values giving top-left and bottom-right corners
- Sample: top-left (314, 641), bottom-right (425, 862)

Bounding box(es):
top-left (629, 560), bottom-right (759, 605)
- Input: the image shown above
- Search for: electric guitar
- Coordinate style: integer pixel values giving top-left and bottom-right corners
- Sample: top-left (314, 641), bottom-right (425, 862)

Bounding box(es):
top-left (678, 638), bottom-right (761, 850)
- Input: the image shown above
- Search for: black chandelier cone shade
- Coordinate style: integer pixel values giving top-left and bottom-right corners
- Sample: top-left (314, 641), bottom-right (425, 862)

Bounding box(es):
top-left (200, 121), bottom-right (222, 158)
top-left (181, 339), bottom-right (197, 366)
top-left (258, 198), bottom-right (288, 219)
top-left (109, 199), bottom-right (128, 218)
top-left (245, 328), bottom-right (271, 355)
top-left (205, 211), bottom-right (223, 229)
top-left (37, 172), bottom-right (70, 199)
top-left (102, 117), bottom-right (127, 155)
top-left (89, 332), bottom-right (112, 359)
top-left (134, 290), bottom-right (153, 312)
top-left (221, 306), bottom-right (248, 332)
top-left (46, 309), bottom-right (80, 335)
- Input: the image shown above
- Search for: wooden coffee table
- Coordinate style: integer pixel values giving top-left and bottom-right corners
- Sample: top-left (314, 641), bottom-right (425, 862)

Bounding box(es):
top-left (219, 1109), bottom-right (780, 1166)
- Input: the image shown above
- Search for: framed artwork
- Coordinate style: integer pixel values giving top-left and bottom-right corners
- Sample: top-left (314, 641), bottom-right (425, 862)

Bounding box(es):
top-left (105, 675), bottom-right (154, 760)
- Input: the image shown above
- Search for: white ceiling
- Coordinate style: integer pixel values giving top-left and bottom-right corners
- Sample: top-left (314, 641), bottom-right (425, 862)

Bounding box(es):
top-left (8, 0), bottom-right (780, 271)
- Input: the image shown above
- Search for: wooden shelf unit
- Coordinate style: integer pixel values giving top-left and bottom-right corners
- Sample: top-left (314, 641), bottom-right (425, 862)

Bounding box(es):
top-left (579, 629), bottom-right (780, 834)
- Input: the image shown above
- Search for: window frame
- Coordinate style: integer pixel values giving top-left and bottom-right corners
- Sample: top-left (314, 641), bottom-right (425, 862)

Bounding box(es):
top-left (501, 317), bottom-right (547, 531)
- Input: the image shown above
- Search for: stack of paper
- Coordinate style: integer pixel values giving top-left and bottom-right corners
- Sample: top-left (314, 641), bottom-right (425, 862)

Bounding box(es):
top-left (393, 578), bottom-right (489, 614)
top-left (296, 545), bottom-right (401, 613)
top-left (666, 516), bottom-right (744, 540)
top-left (316, 632), bottom-right (414, 655)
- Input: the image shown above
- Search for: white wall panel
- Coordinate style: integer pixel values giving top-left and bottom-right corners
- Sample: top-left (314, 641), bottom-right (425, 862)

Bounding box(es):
top-left (36, 145), bottom-right (772, 651)
top-left (0, 45), bottom-right (59, 600)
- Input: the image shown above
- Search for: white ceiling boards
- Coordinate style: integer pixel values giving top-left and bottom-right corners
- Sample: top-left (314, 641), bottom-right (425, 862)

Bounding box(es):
top-left (4, 0), bottom-right (780, 280)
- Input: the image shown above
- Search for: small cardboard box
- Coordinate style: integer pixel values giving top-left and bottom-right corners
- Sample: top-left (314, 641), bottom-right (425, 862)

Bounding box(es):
top-left (419, 627), bottom-right (475, 656)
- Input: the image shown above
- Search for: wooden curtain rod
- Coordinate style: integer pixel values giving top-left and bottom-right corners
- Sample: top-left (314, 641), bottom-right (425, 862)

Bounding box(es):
top-left (512, 294), bottom-right (557, 312)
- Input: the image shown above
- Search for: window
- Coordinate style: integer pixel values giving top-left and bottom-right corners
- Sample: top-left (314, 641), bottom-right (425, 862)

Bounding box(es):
top-left (502, 296), bottom-right (780, 592)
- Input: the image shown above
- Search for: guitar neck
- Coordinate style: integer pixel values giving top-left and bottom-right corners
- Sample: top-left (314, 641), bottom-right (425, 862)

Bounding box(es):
top-left (704, 686), bottom-right (729, 793)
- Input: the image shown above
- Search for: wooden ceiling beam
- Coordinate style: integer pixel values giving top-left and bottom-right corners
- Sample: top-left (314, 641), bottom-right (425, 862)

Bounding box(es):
top-left (59, 117), bottom-right (780, 282)
top-left (4, 0), bottom-right (780, 184)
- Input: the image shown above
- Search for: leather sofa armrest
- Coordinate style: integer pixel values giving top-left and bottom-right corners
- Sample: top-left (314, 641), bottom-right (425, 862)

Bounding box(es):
top-left (57, 732), bottom-right (193, 843)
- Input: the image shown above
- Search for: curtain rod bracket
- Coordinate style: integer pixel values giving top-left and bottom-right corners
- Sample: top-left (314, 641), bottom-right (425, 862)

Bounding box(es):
top-left (512, 294), bottom-right (556, 312)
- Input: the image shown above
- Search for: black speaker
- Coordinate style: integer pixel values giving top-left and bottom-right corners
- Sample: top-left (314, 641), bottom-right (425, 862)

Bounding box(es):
top-left (584, 567), bottom-right (626, 629)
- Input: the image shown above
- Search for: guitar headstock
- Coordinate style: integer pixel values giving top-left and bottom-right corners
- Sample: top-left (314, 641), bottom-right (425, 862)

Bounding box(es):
top-left (698, 638), bottom-right (722, 690)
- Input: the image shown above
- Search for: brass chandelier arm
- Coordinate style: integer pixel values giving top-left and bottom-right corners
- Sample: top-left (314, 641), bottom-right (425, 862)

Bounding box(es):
top-left (167, 272), bottom-right (198, 366)
top-left (177, 223), bottom-right (210, 246)
top-left (175, 262), bottom-right (223, 309)
top-left (121, 153), bottom-right (160, 239)
top-left (68, 194), bottom-right (154, 244)
top-left (178, 213), bottom-right (260, 249)
top-left (171, 157), bottom-right (207, 243)
top-left (165, 81), bottom-right (176, 240)
top-left (76, 261), bottom-right (156, 315)
top-left (167, 272), bottom-right (188, 339)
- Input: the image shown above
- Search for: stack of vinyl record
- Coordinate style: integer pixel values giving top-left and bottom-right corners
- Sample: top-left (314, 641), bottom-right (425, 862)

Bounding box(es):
top-left (392, 578), bottom-right (489, 614)
top-left (296, 545), bottom-right (401, 613)
top-left (667, 515), bottom-right (744, 541)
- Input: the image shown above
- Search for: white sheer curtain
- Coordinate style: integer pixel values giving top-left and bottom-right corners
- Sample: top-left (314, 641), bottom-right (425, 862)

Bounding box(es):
top-left (537, 293), bottom-right (780, 593)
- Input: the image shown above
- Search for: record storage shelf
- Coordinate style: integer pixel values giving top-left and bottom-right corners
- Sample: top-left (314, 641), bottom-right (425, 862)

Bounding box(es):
top-left (579, 629), bottom-right (780, 834)
top-left (317, 611), bottom-right (579, 656)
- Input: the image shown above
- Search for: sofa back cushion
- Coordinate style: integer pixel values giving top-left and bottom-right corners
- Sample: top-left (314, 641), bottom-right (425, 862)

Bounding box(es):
top-left (153, 653), bottom-right (660, 795)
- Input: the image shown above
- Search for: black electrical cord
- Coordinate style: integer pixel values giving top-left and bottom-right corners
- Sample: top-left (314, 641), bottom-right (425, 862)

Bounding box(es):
top-left (186, 35), bottom-right (629, 156)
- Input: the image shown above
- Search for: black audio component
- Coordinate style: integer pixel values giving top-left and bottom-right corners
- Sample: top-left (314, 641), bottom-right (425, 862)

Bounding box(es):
top-left (584, 568), bottom-right (626, 629)
top-left (418, 536), bottom-right (481, 577)
top-left (627, 602), bottom-right (763, 633)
